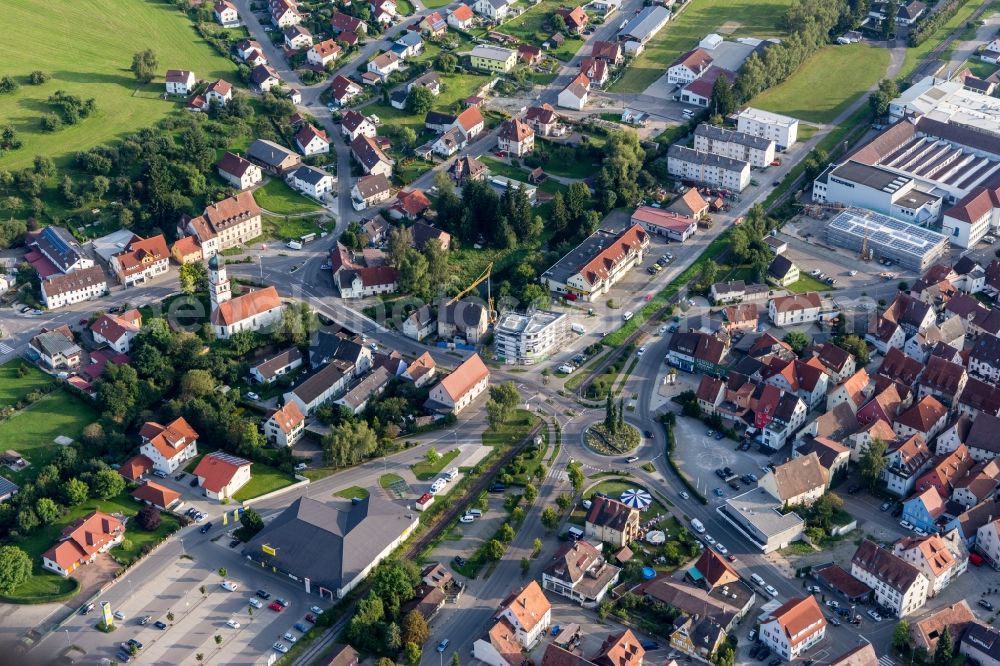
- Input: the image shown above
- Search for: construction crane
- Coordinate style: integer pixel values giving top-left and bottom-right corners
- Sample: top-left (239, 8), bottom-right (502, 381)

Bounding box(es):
top-left (859, 229), bottom-right (873, 261)
top-left (448, 262), bottom-right (497, 323)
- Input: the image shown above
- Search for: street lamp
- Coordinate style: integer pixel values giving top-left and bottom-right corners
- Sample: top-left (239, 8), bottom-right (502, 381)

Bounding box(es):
top-left (259, 243), bottom-right (267, 282)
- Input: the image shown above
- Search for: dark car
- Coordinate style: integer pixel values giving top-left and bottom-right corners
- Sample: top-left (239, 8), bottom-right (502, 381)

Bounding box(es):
top-left (305, 613), bottom-right (316, 624)
top-left (980, 599), bottom-right (995, 611)
top-left (749, 645), bottom-right (761, 659)
top-left (454, 556), bottom-right (467, 566)
top-left (257, 590), bottom-right (271, 600)
top-left (847, 485), bottom-right (861, 494)
top-left (489, 483), bottom-right (506, 492)
top-left (758, 647), bottom-right (770, 661)
top-left (228, 538), bottom-right (240, 548)
top-left (880, 501), bottom-right (891, 511)
top-left (127, 639), bottom-right (144, 651)
top-left (275, 598), bottom-right (289, 608)
top-left (190, 478), bottom-right (199, 487)
top-left (644, 430), bottom-right (652, 438)
top-left (137, 616), bottom-right (151, 626)
top-left (154, 620), bottom-right (168, 630)
top-left (769, 659), bottom-right (782, 666)
top-left (892, 505), bottom-right (904, 517)
top-left (728, 481), bottom-right (740, 490)
top-left (200, 522), bottom-right (212, 533)
top-left (715, 469), bottom-right (727, 479)
top-left (115, 651), bottom-right (132, 664)
top-left (639, 640), bottom-right (660, 651)
top-left (715, 432), bottom-right (725, 440)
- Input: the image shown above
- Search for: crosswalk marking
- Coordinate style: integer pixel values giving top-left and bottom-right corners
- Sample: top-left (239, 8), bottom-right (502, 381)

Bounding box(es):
top-left (879, 655), bottom-right (896, 666)
top-left (0, 343), bottom-right (14, 355)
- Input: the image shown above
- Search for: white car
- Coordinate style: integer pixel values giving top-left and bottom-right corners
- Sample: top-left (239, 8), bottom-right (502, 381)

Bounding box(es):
top-left (826, 600), bottom-right (839, 608)
top-left (226, 619), bottom-right (241, 629)
top-left (679, 491), bottom-right (690, 500)
top-left (459, 515), bottom-right (474, 523)
top-left (867, 609), bottom-right (883, 622)
top-left (582, 499), bottom-right (592, 509)
top-left (899, 520), bottom-right (914, 531)
top-left (765, 585), bottom-right (779, 597)
top-left (636, 346), bottom-right (646, 357)
top-left (283, 632), bottom-right (298, 644)
top-left (557, 364), bottom-right (575, 374)
top-left (249, 598), bottom-right (263, 609)
top-left (626, 456), bottom-right (639, 463)
top-left (113, 611), bottom-right (125, 621)
top-left (246, 392), bottom-right (260, 401)
top-left (704, 535), bottom-right (716, 545)
top-left (294, 463), bottom-right (308, 471)
top-left (310, 606), bottom-right (324, 615)
top-left (220, 580), bottom-right (238, 592)
top-left (273, 642), bottom-right (289, 654)
top-left (713, 543), bottom-right (728, 555)
top-left (849, 270), bottom-right (858, 276)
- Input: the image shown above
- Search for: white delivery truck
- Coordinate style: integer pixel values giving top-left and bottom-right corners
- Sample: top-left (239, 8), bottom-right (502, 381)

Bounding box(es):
top-left (571, 323), bottom-right (586, 335)
top-left (690, 518), bottom-right (705, 533)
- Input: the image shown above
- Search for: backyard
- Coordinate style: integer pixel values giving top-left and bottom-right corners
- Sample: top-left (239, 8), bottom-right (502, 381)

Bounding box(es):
top-left (254, 179), bottom-right (325, 216)
top-left (751, 44), bottom-right (890, 124)
top-left (611, 0), bottom-right (797, 93)
top-left (0, 0), bottom-right (237, 170)
top-left (0, 359), bottom-right (54, 406)
top-left (501, 0), bottom-right (586, 61)
top-left (0, 389), bottom-right (98, 483)
top-left (363, 71), bottom-right (491, 133)
top-left (231, 463), bottom-right (299, 501)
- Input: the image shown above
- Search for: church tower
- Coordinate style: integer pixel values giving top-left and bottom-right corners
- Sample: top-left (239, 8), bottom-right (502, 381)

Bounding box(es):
top-left (208, 253), bottom-right (231, 310)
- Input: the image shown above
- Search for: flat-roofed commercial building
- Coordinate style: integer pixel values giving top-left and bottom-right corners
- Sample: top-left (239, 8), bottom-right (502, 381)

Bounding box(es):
top-left (717, 488), bottom-right (805, 553)
top-left (494, 310), bottom-right (569, 365)
top-left (825, 207), bottom-right (949, 272)
top-left (812, 161), bottom-right (943, 224)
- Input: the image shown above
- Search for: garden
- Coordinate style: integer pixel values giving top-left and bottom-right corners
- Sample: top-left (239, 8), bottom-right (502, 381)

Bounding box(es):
top-left (253, 179), bottom-right (325, 216)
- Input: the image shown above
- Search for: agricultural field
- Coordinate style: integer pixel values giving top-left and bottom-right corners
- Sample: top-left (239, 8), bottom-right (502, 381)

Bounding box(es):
top-left (611, 0), bottom-right (797, 93)
top-left (752, 44), bottom-right (890, 124)
top-left (0, 0), bottom-right (237, 170)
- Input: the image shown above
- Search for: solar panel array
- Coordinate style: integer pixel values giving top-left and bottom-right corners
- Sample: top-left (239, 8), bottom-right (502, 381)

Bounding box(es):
top-left (825, 208), bottom-right (949, 271)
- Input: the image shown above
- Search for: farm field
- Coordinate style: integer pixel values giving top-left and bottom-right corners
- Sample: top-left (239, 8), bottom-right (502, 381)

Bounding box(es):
top-left (751, 44), bottom-right (890, 124)
top-left (610, 0), bottom-right (796, 93)
top-left (0, 0), bottom-right (237, 170)
top-left (0, 389), bottom-right (98, 483)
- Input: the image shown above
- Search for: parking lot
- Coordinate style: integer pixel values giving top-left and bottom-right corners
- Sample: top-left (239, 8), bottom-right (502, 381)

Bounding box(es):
top-left (425, 494), bottom-right (509, 578)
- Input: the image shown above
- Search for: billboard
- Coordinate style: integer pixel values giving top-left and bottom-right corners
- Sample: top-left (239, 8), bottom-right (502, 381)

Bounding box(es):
top-left (101, 601), bottom-right (114, 628)
top-left (262, 544), bottom-right (276, 556)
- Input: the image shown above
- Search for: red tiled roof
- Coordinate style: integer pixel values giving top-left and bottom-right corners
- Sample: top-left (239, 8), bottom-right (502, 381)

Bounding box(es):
top-left (140, 416), bottom-right (199, 460)
top-left (268, 401), bottom-right (305, 434)
top-left (118, 454), bottom-right (153, 481)
top-left (437, 353), bottom-right (489, 402)
top-left (131, 481), bottom-right (181, 509)
top-left (114, 234), bottom-right (169, 278)
top-left (194, 451), bottom-right (251, 493)
top-left (212, 286), bottom-right (283, 326)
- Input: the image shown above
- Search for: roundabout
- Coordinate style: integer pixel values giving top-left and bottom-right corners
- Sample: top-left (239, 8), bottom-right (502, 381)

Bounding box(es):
top-left (583, 420), bottom-right (641, 456)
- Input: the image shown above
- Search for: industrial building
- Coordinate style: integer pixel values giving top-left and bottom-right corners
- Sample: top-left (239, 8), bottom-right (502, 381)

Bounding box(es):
top-left (825, 208), bottom-right (949, 272)
top-left (493, 310), bottom-right (569, 365)
top-left (889, 76), bottom-right (1000, 135)
top-left (812, 161), bottom-right (943, 223)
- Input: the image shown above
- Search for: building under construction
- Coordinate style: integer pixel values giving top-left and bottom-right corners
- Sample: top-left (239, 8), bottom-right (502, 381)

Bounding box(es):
top-left (825, 207), bottom-right (949, 272)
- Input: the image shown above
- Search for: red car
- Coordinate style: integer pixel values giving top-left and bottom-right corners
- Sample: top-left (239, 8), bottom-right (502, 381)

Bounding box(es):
top-left (268, 602), bottom-right (284, 612)
top-left (305, 613), bottom-right (316, 624)
top-left (727, 554), bottom-right (737, 562)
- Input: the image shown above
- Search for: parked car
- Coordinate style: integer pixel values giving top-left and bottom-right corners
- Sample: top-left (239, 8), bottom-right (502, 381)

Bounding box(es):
top-left (273, 643), bottom-right (289, 654)
top-left (979, 599), bottom-right (995, 611)
top-left (828, 616), bottom-right (841, 627)
top-left (437, 639), bottom-right (450, 653)
top-left (713, 488), bottom-right (724, 497)
top-left (226, 619), bottom-right (241, 629)
top-left (257, 589), bottom-right (271, 600)
top-left (283, 632), bottom-right (298, 644)
top-left (275, 598), bottom-right (289, 608)
top-left (880, 501), bottom-right (891, 511)
top-left (294, 623), bottom-right (309, 632)
top-left (765, 585), bottom-right (778, 597)
top-left (249, 598), bottom-right (263, 609)
top-left (154, 621), bottom-right (168, 630)
top-left (640, 640), bottom-right (660, 650)
top-left (305, 613), bottom-right (316, 624)
top-left (269, 602), bottom-right (284, 612)
top-left (867, 610), bottom-right (883, 621)
top-left (137, 616), bottom-right (151, 626)
top-left (460, 515), bottom-right (474, 523)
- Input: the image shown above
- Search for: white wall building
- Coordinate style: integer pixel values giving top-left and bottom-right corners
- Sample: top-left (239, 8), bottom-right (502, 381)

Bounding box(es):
top-left (737, 107), bottom-right (799, 149)
top-left (667, 145), bottom-right (750, 191)
top-left (493, 310), bottom-right (569, 365)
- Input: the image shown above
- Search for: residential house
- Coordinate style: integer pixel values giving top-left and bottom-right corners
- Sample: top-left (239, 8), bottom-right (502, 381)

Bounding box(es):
top-left (403, 351), bottom-right (437, 386)
top-left (289, 165), bottom-right (335, 200)
top-left (427, 353), bottom-right (490, 414)
top-left (29, 326), bottom-right (81, 369)
top-left (524, 104), bottom-right (562, 137)
top-left (432, 127), bottom-right (466, 157)
top-left (41, 512), bottom-right (125, 577)
top-left (448, 4), bottom-right (475, 28)
top-left (284, 361), bottom-right (354, 415)
top-left (474, 619), bottom-right (526, 666)
top-left (584, 496), bottom-right (640, 548)
top-left (960, 624), bottom-right (1000, 666)
top-left (558, 73), bottom-right (590, 110)
top-left (391, 189), bottom-right (432, 221)
top-left (341, 110), bottom-right (377, 141)
top-left (667, 48), bottom-right (713, 84)
top-left (367, 51), bottom-right (402, 80)
top-left (793, 437), bottom-right (850, 485)
top-left (308, 39), bottom-right (342, 67)
top-left (165, 69), bottom-right (196, 95)
top-left (913, 601), bottom-right (980, 654)
top-left (473, 0), bottom-right (512, 21)
top-left (330, 242), bottom-right (399, 297)
top-left (40, 266), bottom-right (108, 309)
top-left (139, 416), bottom-right (200, 474)
top-left (330, 10), bottom-right (367, 35)
top-left (194, 451), bottom-right (252, 501)
top-left (883, 434), bottom-right (934, 497)
top-left (247, 139), bottom-right (301, 176)
top-left (769, 292), bottom-right (822, 327)
top-left (250, 348), bottom-right (303, 384)
top-left (495, 580), bottom-right (552, 648)
top-left (761, 392), bottom-right (808, 450)
top-left (970, 334), bottom-right (1000, 383)
top-left (542, 540), bottom-right (621, 607)
top-left (329, 75), bottom-right (363, 106)
top-left (767, 255), bottom-right (800, 287)
top-left (295, 124), bottom-right (330, 157)
top-left (217, 152), bottom-right (263, 190)
top-left (371, 0), bottom-right (398, 24)
top-left (250, 64), bottom-right (281, 92)
top-left (91, 310), bottom-right (142, 354)
top-left (758, 452), bottom-right (829, 507)
top-left (591, 40), bottom-right (623, 64)
top-left (131, 481), bottom-right (181, 511)
top-left (952, 458), bottom-right (1000, 508)
top-left (453, 106), bottom-right (485, 140)
top-left (976, 518), bottom-right (1000, 567)
top-left (110, 234), bottom-right (170, 287)
top-left (964, 413), bottom-right (1000, 461)
top-left (438, 300), bottom-right (488, 343)
top-left (556, 6), bottom-right (588, 33)
top-left (214, 0), bottom-right (239, 26)
top-left (205, 79), bottom-right (233, 107)
top-left (403, 305), bottom-right (436, 341)
top-left (271, 0), bottom-right (301, 26)
top-left (498, 118), bottom-right (535, 156)
top-left (351, 135), bottom-right (394, 177)
top-left (916, 445), bottom-right (974, 499)
top-left (284, 25), bottom-right (313, 50)
top-left (894, 534), bottom-right (967, 596)
top-left (759, 596), bottom-right (827, 661)
top-left (763, 357), bottom-right (829, 409)
top-left (409, 71), bottom-right (442, 96)
top-left (451, 154), bottom-right (489, 185)
top-left (540, 225), bottom-right (649, 302)
top-left (420, 11), bottom-right (447, 35)
top-left (827, 368), bottom-right (871, 414)
top-left (918, 356), bottom-right (968, 407)
top-left (957, 377), bottom-right (1000, 421)
top-left (894, 395), bottom-right (949, 442)
top-left (351, 174), bottom-right (393, 210)
top-left (631, 207), bottom-right (697, 242)
top-left (852, 539), bottom-right (929, 617)
top-left (185, 190), bottom-right (264, 257)
top-left (722, 303), bottom-right (759, 333)
top-left (392, 31), bottom-right (423, 58)
top-left (665, 331), bottom-right (730, 375)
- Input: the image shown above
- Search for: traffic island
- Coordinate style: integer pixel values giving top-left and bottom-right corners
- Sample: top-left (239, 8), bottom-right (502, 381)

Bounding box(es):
top-left (584, 422), bottom-right (640, 456)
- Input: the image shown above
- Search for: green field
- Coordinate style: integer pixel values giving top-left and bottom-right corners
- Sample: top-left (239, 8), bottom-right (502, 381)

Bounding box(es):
top-left (254, 179), bottom-right (325, 216)
top-left (379, 473), bottom-right (405, 488)
top-left (501, 0), bottom-right (586, 61)
top-left (961, 58), bottom-right (1000, 79)
top-left (412, 448), bottom-right (461, 480)
top-left (0, 359), bottom-right (54, 407)
top-left (0, 389), bottom-right (98, 482)
top-left (232, 464), bottom-right (298, 501)
top-left (611, 0), bottom-right (796, 93)
top-left (333, 486), bottom-right (370, 500)
top-left (482, 409), bottom-right (539, 447)
top-left (481, 157), bottom-right (567, 195)
top-left (901, 0), bottom-right (982, 78)
top-left (787, 273), bottom-right (834, 293)
top-left (0, 0), bottom-right (238, 170)
top-left (363, 72), bottom-right (490, 132)
top-left (752, 44), bottom-right (890, 124)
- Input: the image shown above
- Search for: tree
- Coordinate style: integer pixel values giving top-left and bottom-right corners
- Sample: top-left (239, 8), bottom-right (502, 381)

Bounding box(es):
top-left (36, 497), bottom-right (61, 524)
top-left (523, 483), bottom-right (538, 504)
top-left (604, 393), bottom-right (616, 434)
top-left (453, 652), bottom-right (461, 666)
top-left (406, 86), bottom-right (434, 115)
top-left (568, 463), bottom-right (584, 492)
top-left (859, 436), bottom-right (888, 493)
top-left (323, 420), bottom-right (380, 467)
top-left (179, 262), bottom-right (207, 295)
top-left (425, 448), bottom-right (440, 464)
top-left (29, 70), bottom-right (50, 85)
top-left (555, 493), bottom-right (571, 511)
top-left (436, 52), bottom-right (458, 73)
top-left (17, 507), bottom-right (39, 533)
top-left (0, 76), bottom-right (18, 94)
top-left (486, 399), bottom-right (507, 430)
top-left (834, 334), bottom-right (870, 365)
top-left (180, 369), bottom-right (216, 400)
top-left (387, 226), bottom-right (412, 267)
top-left (214, 635), bottom-right (223, 645)
top-left (541, 507), bottom-right (559, 530)
top-left (370, 560), bottom-right (419, 616)
top-left (92, 468), bottom-right (126, 499)
top-left (869, 78), bottom-right (900, 118)
top-left (893, 620), bottom-right (910, 650)
top-left (377, 658), bottom-right (397, 666)
top-left (532, 538), bottom-right (543, 557)
top-left (934, 626), bottom-right (953, 666)
top-left (485, 538), bottom-right (506, 560)
top-left (401, 609), bottom-right (429, 645)
top-left (138, 506), bottom-right (161, 531)
top-left (710, 74), bottom-right (737, 117)
top-left (0, 546), bottom-right (31, 594)
top-left (236, 508), bottom-right (265, 541)
top-left (398, 248), bottom-right (429, 296)
top-left (521, 556), bottom-right (531, 574)
top-left (218, 567), bottom-right (228, 577)
top-left (63, 478), bottom-right (89, 505)
top-left (403, 642), bottom-right (422, 666)
top-left (551, 13), bottom-right (566, 31)
top-left (131, 49), bottom-right (158, 83)
top-left (782, 331), bottom-right (810, 356)
top-left (499, 523), bottom-right (515, 542)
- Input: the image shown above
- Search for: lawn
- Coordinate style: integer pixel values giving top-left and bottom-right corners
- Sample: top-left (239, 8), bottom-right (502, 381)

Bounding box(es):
top-left (412, 448), bottom-right (461, 480)
top-left (0, 389), bottom-right (98, 483)
top-left (501, 0), bottom-right (587, 61)
top-left (751, 44), bottom-right (890, 124)
top-left (587, 479), bottom-right (665, 511)
top-left (7, 492), bottom-right (178, 603)
top-left (231, 463), bottom-right (298, 501)
top-left (481, 409), bottom-right (540, 447)
top-left (254, 179), bottom-right (325, 216)
top-left (901, 0), bottom-right (982, 78)
top-left (0, 359), bottom-right (54, 407)
top-left (0, 0), bottom-right (238, 170)
top-left (333, 486), bottom-right (370, 500)
top-left (611, 0), bottom-right (797, 93)
top-left (961, 58), bottom-right (1000, 79)
top-left (263, 213), bottom-right (331, 243)
top-left (379, 473), bottom-right (405, 488)
top-left (363, 71), bottom-right (490, 132)
top-left (481, 157), bottom-right (566, 195)
top-left (786, 273), bottom-right (834, 293)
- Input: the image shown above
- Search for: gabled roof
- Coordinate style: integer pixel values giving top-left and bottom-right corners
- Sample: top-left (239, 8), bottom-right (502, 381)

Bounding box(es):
top-left (131, 481), bottom-right (181, 508)
top-left (691, 547), bottom-right (740, 589)
top-left (454, 106), bottom-right (484, 133)
top-left (671, 48), bottom-right (713, 73)
top-left (450, 3), bottom-right (474, 20)
top-left (498, 118), bottom-right (534, 143)
top-left (113, 234), bottom-right (169, 277)
top-left (895, 395), bottom-right (947, 433)
top-left (212, 286), bottom-right (283, 327)
top-left (91, 310), bottom-right (141, 344)
top-left (878, 347), bottom-right (923, 385)
top-left (591, 629), bottom-right (644, 666)
top-left (765, 452), bottom-right (828, 501)
top-left (217, 151), bottom-right (258, 178)
top-left (585, 496), bottom-right (637, 532)
top-left (435, 353), bottom-right (489, 401)
top-left (330, 75), bottom-right (362, 100)
top-left (140, 416), bottom-right (199, 460)
top-left (296, 123), bottom-right (329, 148)
top-left (42, 511), bottom-right (124, 570)
top-left (966, 413), bottom-right (1000, 454)
top-left (763, 596), bottom-right (826, 649)
top-left (921, 355), bottom-right (966, 394)
top-left (852, 539), bottom-right (924, 593)
top-left (351, 135), bottom-right (392, 171)
top-left (267, 401), bottom-right (305, 434)
top-left (194, 451), bottom-right (251, 493)
top-left (500, 580), bottom-right (551, 633)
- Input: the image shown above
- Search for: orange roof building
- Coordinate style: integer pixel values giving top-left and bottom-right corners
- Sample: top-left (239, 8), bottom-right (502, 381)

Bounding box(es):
top-left (194, 451), bottom-right (252, 501)
top-left (265, 401), bottom-right (306, 447)
top-left (171, 236), bottom-right (203, 265)
top-left (110, 234), bottom-right (171, 287)
top-left (542, 224), bottom-right (649, 300)
top-left (759, 596), bottom-right (827, 660)
top-left (131, 480), bottom-right (182, 510)
top-left (208, 254), bottom-right (285, 340)
top-left (404, 351), bottom-right (437, 386)
top-left (428, 353), bottom-right (490, 414)
top-left (42, 511), bottom-right (125, 577)
top-left (139, 416), bottom-right (200, 474)
top-left (118, 454), bottom-right (154, 482)
top-left (497, 580), bottom-right (552, 647)
top-left (591, 629), bottom-right (644, 666)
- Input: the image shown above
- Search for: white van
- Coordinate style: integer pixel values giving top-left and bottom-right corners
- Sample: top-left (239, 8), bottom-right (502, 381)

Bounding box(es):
top-left (571, 323), bottom-right (586, 335)
top-left (690, 518), bottom-right (705, 533)
top-left (623, 311), bottom-right (634, 321)
top-left (750, 573), bottom-right (766, 587)
top-left (445, 468), bottom-right (459, 481)
top-left (286, 241), bottom-right (302, 250)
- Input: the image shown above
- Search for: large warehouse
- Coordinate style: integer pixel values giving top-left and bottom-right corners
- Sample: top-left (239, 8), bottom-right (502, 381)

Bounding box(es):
top-left (825, 207), bottom-right (949, 272)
